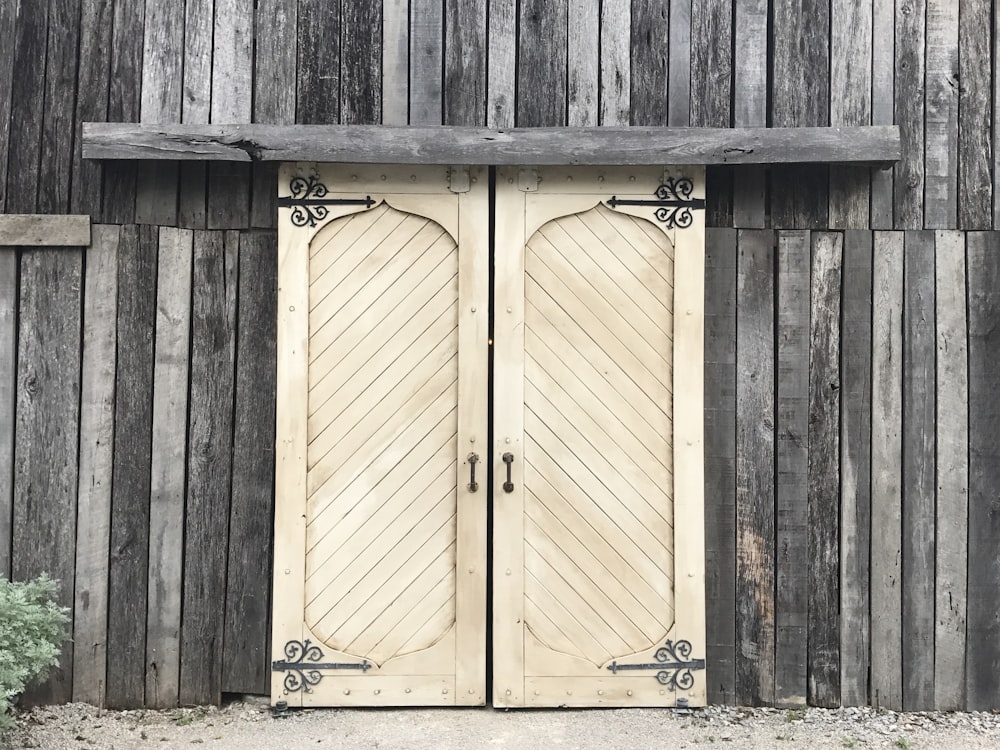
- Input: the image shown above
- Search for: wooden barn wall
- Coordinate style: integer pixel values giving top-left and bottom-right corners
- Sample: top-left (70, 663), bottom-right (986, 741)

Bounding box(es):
top-left (0, 0), bottom-right (999, 712)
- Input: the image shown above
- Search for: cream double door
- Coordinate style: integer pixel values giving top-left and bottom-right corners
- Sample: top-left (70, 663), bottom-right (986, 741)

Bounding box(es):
top-left (272, 164), bottom-right (705, 709)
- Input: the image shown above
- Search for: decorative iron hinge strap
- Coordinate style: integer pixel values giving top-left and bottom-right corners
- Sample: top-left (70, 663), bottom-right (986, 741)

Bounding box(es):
top-left (278, 175), bottom-right (374, 228)
top-left (606, 639), bottom-right (706, 691)
top-left (607, 177), bottom-right (705, 229)
top-left (272, 639), bottom-right (372, 694)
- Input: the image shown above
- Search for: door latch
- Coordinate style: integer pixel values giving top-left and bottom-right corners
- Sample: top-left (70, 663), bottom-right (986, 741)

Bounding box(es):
top-left (502, 452), bottom-right (515, 493)
top-left (467, 453), bottom-right (479, 492)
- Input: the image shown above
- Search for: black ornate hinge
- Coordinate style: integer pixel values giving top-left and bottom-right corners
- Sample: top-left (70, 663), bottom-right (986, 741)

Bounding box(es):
top-left (278, 175), bottom-right (375, 228)
top-left (272, 639), bottom-right (372, 694)
top-left (606, 639), bottom-right (706, 690)
top-left (607, 177), bottom-right (705, 229)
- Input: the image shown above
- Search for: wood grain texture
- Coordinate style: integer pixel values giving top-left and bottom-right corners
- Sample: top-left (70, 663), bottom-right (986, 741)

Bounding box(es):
top-left (959, 0), bottom-right (991, 229)
top-left (871, 231), bottom-right (903, 710)
top-left (103, 0), bottom-right (144, 223)
top-left (72, 0), bottom-right (113, 217)
top-left (107, 225), bottom-right (157, 709)
top-left (180, 230), bottom-right (238, 706)
top-left (840, 230), bottom-right (873, 707)
top-left (0, 215), bottom-right (91, 247)
top-left (486, 0), bottom-right (516, 127)
top-left (829, 0), bottom-right (872, 228)
top-left (807, 232), bottom-right (842, 707)
top-left (145, 228), bottom-right (193, 709)
top-left (0, 250), bottom-right (14, 577)
top-left (341, 0), bottom-right (380, 125)
top-left (599, 0), bottom-right (629, 126)
top-left (410, 0), bottom-right (444, 125)
top-left (382, 0), bottom-right (408, 125)
top-left (567, 0), bottom-right (598, 126)
top-left (894, 0), bottom-right (926, 228)
top-left (933, 230), bottom-right (967, 710)
top-left (222, 231), bottom-right (277, 694)
top-left (0, 0), bottom-right (16, 211)
top-left (6, 0), bottom-right (48, 213)
top-left (966, 231), bottom-right (1000, 710)
top-left (517, 0), bottom-right (567, 126)
top-left (207, 162), bottom-right (250, 229)
top-left (72, 225), bottom-right (119, 706)
top-left (14, 248), bottom-right (83, 704)
top-left (704, 228), bottom-right (737, 705)
top-left (668, 0), bottom-right (691, 126)
top-left (39, 0), bottom-right (81, 214)
top-left (924, 0), bottom-right (959, 228)
top-left (295, 0), bottom-right (339, 123)
top-left (630, 0), bottom-right (668, 126)
top-left (444, 0), bottom-right (487, 126)
top-left (870, 0), bottom-right (895, 228)
top-left (902, 231), bottom-right (936, 711)
top-left (775, 230), bottom-right (809, 707)
top-left (83, 124), bottom-right (903, 165)
top-left (735, 229), bottom-right (775, 705)
top-left (181, 0), bottom-right (212, 227)
top-left (732, 0), bottom-right (766, 227)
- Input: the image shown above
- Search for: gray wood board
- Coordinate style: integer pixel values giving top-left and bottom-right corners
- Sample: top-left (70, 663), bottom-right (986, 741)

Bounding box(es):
top-left (599, 0), bottom-right (630, 126)
top-left (704, 228), bottom-right (737, 704)
top-left (486, 0), bottom-right (516, 127)
top-left (517, 0), bottom-right (567, 126)
top-left (72, 225), bottom-right (119, 706)
top-left (630, 0), bottom-right (669, 127)
top-left (870, 0), bottom-right (895, 228)
top-left (13, 248), bottom-right (83, 704)
top-left (0, 215), bottom-right (91, 247)
top-left (893, 0), bottom-right (926, 228)
top-left (70, 0), bottom-right (112, 217)
top-left (775, 230), bottom-right (809, 707)
top-left (0, 0), bottom-right (16, 211)
top-left (410, 0), bottom-right (444, 125)
top-left (924, 0), bottom-right (959, 228)
top-left (959, 0), bottom-right (991, 229)
top-left (223, 231), bottom-right (277, 694)
top-left (965, 231), bottom-right (1000, 711)
top-left (0, 249), bottom-right (14, 578)
top-left (444, 0), bottom-right (486, 126)
top-left (82, 124), bottom-right (903, 166)
top-left (735, 229), bottom-right (776, 705)
top-left (180, 230), bottom-right (238, 706)
top-left (731, 0), bottom-right (767, 227)
top-left (667, 0), bottom-right (691, 126)
top-left (341, 0), bottom-right (380, 125)
top-left (207, 163), bottom-right (251, 229)
top-left (901, 230), bottom-right (936, 711)
top-left (840, 230), bottom-right (873, 707)
top-left (6, 0), bottom-right (48, 213)
top-left (382, 0), bottom-right (407, 126)
top-left (807, 232), bottom-right (842, 707)
top-left (295, 0), bottom-right (339, 123)
top-left (567, 0), bottom-right (599, 127)
top-left (39, 0), bottom-right (81, 213)
top-left (106, 225), bottom-right (158, 709)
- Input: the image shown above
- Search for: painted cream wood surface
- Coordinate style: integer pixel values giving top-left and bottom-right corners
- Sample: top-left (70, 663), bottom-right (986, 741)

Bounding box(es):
top-left (493, 167), bottom-right (706, 707)
top-left (273, 164), bottom-right (488, 706)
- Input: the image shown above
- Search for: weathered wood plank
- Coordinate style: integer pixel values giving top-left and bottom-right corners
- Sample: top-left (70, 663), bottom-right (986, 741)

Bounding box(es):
top-left (223, 231), bottom-right (277, 694)
top-left (732, 0), bottom-right (767, 227)
top-left (870, 0), bottom-right (895, 228)
top-left (382, 0), bottom-right (408, 125)
top-left (39, 0), bottom-right (81, 213)
top-left (103, 0), bottom-right (144, 223)
top-left (71, 0), bottom-right (113, 217)
top-left (829, 0), bottom-right (872, 228)
top-left (735, 229), bottom-right (775, 705)
top-left (958, 0), bottom-right (990, 228)
top-left (486, 0), bottom-right (516, 127)
top-left (771, 0), bottom-right (830, 228)
top-left (145, 228), bottom-right (193, 709)
top-left (13, 247), bottom-right (83, 704)
top-left (933, 230), bottom-right (967, 710)
top-left (966, 231), bottom-right (1000, 710)
top-left (704, 227), bottom-right (737, 705)
top-left (207, 163), bottom-right (251, 229)
top-left (807, 232), bottom-right (842, 707)
top-left (0, 215), bottom-right (91, 247)
top-left (517, 0), bottom-right (567, 126)
top-left (72, 225), bottom-right (119, 706)
top-left (567, 0), bottom-right (599, 127)
top-left (106, 225), bottom-right (157, 709)
top-left (444, 0), bottom-right (486, 126)
top-left (83, 124), bottom-right (902, 166)
top-left (410, 0), bottom-right (443, 125)
top-left (179, 164), bottom-right (208, 229)
top-left (0, 249), bottom-right (13, 578)
top-left (295, 0), bottom-right (339, 123)
top-left (668, 0), bottom-right (691, 126)
top-left (924, 0), bottom-right (959, 228)
top-left (181, 0), bottom-right (213, 227)
top-left (902, 230), bottom-right (935, 711)
top-left (341, 0), bottom-right (380, 125)
top-left (6, 0), bottom-right (48, 213)
top-left (774, 230), bottom-right (809, 707)
top-left (599, 0), bottom-right (629, 126)
top-left (894, 0), bottom-right (926, 228)
top-left (180, 230), bottom-right (238, 706)
top-left (871, 230), bottom-right (904, 711)
top-left (0, 0), bottom-right (16, 211)
top-left (840, 229), bottom-right (873, 707)
top-left (630, 0), bottom-right (667, 127)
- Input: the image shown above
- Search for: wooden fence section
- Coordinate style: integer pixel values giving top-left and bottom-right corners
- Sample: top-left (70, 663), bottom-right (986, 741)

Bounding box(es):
top-left (0, 1), bottom-right (995, 231)
top-left (1, 227), bottom-right (997, 710)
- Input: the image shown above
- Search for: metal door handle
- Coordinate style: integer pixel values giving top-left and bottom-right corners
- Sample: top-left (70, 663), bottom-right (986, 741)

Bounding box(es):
top-left (467, 453), bottom-right (479, 492)
top-left (502, 452), bottom-right (514, 493)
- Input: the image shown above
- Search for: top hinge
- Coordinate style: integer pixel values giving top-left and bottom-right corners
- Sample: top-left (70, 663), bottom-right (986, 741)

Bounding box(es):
top-left (448, 166), bottom-right (471, 193)
top-left (518, 168), bottom-right (539, 192)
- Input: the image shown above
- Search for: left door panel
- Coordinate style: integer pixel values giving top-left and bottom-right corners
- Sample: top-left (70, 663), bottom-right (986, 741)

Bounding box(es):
top-left (272, 164), bottom-right (489, 706)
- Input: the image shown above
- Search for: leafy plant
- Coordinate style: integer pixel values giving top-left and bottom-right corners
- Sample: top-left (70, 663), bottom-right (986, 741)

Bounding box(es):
top-left (895, 737), bottom-right (911, 750)
top-left (0, 575), bottom-right (69, 731)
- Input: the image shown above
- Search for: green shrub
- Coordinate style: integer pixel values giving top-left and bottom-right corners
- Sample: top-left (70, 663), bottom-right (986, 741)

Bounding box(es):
top-left (0, 575), bottom-right (69, 731)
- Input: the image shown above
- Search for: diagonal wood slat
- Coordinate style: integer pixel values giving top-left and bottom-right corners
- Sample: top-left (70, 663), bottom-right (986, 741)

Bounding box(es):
top-left (523, 205), bottom-right (674, 667)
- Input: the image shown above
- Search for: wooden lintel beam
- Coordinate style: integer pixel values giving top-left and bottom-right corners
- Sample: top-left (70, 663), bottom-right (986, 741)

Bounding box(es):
top-left (82, 124), bottom-right (901, 167)
top-left (0, 214), bottom-right (92, 246)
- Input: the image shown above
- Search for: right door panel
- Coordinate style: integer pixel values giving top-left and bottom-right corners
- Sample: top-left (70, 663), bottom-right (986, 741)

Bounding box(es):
top-left (493, 167), bottom-right (706, 707)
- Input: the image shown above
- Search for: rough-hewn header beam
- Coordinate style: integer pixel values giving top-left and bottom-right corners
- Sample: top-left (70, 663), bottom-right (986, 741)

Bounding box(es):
top-left (83, 124), bottom-right (900, 167)
top-left (0, 214), bottom-right (91, 246)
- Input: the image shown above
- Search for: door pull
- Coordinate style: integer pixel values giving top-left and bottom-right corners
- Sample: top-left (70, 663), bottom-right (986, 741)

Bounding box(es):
top-left (502, 452), bottom-right (515, 493)
top-left (467, 453), bottom-right (479, 492)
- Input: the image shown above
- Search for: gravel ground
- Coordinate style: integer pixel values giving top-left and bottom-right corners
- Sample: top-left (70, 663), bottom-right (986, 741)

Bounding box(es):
top-left (4, 701), bottom-right (1000, 750)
